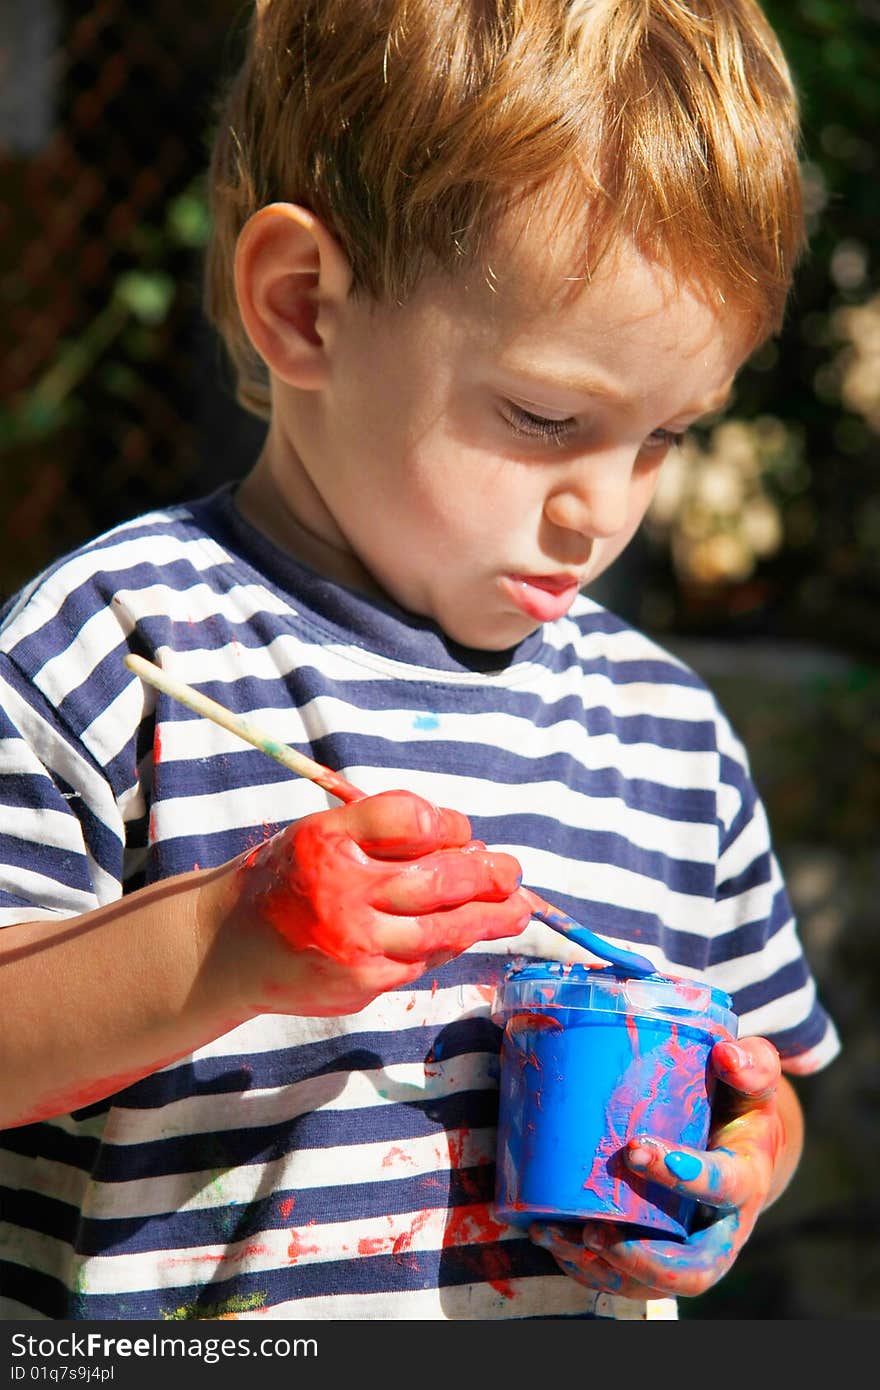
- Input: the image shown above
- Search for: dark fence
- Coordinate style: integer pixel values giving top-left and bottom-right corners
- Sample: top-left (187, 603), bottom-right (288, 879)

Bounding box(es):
top-left (0, 0), bottom-right (263, 602)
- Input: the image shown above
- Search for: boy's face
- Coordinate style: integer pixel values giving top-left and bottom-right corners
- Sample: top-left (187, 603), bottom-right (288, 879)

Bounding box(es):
top-left (259, 214), bottom-right (750, 651)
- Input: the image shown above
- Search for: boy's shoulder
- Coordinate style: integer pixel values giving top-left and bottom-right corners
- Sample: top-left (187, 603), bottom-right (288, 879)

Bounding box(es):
top-left (565, 591), bottom-right (712, 692)
top-left (0, 493), bottom-right (229, 652)
top-left (562, 592), bottom-right (748, 762)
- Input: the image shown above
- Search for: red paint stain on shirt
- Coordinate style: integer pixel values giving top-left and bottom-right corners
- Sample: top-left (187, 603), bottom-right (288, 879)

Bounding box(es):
top-left (287, 1224), bottom-right (320, 1263)
top-left (382, 1145), bottom-right (415, 1169)
top-left (357, 1235), bottom-right (388, 1256)
top-left (279, 1197), bottom-right (295, 1219)
top-left (443, 1204), bottom-right (516, 1300)
top-left (392, 1209), bottom-right (432, 1269)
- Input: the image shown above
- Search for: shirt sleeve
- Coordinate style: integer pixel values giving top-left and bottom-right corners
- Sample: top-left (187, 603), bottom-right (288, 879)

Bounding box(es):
top-left (0, 654), bottom-right (128, 925)
top-left (713, 713), bottom-right (841, 1075)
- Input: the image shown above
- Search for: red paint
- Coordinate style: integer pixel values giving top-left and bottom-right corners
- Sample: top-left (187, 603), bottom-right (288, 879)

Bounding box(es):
top-left (442, 1203), bottom-right (517, 1299)
top-left (236, 792), bottom-right (525, 975)
top-left (392, 1209), bottom-right (432, 1269)
top-left (163, 1243), bottom-right (269, 1266)
top-left (279, 1197), bottom-right (295, 1219)
top-left (287, 1224), bottom-right (320, 1263)
top-left (357, 1235), bottom-right (388, 1256)
top-left (382, 1145), bottom-right (414, 1169)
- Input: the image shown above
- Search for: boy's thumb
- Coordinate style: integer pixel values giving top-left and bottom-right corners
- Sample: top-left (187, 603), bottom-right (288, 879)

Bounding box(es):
top-left (345, 788), bottom-right (472, 858)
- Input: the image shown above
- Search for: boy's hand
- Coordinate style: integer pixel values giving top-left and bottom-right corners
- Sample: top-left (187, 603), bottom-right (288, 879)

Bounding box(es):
top-left (228, 789), bottom-right (531, 1017)
top-left (529, 1035), bottom-right (789, 1300)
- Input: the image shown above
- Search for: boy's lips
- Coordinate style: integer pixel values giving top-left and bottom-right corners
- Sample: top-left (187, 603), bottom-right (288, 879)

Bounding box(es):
top-left (501, 573), bottom-right (582, 622)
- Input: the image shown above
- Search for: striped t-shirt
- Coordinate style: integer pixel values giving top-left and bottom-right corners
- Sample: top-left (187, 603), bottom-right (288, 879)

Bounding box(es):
top-left (0, 485), bottom-right (839, 1321)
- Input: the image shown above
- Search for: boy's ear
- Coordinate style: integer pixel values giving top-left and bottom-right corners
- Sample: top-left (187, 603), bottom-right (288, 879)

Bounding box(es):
top-left (233, 203), bottom-right (352, 390)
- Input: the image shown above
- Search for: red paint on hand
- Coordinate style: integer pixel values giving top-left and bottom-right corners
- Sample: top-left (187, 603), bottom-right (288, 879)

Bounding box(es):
top-left (235, 789), bottom-right (530, 1016)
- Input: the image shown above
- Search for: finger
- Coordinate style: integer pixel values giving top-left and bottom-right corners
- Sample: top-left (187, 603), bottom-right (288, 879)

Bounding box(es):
top-left (529, 1224), bottom-right (664, 1300)
top-left (340, 790), bottom-right (473, 858)
top-left (369, 848), bottom-right (523, 915)
top-left (625, 1136), bottom-right (746, 1210)
top-left (711, 1036), bottom-right (781, 1103)
top-left (376, 892), bottom-right (532, 962)
top-left (579, 1213), bottom-right (742, 1298)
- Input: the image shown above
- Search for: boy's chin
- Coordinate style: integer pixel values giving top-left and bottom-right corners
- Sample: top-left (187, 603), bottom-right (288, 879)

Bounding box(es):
top-left (442, 613), bottom-right (544, 654)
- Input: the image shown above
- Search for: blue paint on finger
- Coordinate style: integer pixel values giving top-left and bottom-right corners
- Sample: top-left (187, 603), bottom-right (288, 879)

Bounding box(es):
top-left (664, 1151), bottom-right (703, 1181)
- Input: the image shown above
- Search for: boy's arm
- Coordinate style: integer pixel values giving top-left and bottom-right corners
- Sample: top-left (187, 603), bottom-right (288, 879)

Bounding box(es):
top-left (1, 791), bottom-right (530, 1129)
top-left (0, 864), bottom-right (237, 1127)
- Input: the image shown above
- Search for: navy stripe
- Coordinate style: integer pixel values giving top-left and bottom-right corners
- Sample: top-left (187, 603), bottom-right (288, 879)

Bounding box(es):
top-left (0, 1260), bottom-right (70, 1319)
top-left (731, 956), bottom-right (811, 1018)
top-left (152, 733), bottom-right (719, 829)
top-left (72, 1013), bottom-right (504, 1114)
top-left (0, 1186), bottom-right (81, 1248)
top-left (50, 1164), bottom-right (500, 1258)
top-left (0, 834), bottom-right (94, 897)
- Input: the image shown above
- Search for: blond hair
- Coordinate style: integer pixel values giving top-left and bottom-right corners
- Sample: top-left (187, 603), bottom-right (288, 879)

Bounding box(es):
top-left (205, 0), bottom-right (805, 418)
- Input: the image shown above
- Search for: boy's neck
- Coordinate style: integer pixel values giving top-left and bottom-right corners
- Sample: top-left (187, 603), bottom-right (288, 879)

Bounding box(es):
top-left (235, 446), bottom-right (385, 601)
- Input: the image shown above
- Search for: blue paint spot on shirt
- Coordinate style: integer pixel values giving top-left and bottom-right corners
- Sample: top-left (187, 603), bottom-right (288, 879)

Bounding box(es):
top-left (413, 714), bottom-right (440, 730)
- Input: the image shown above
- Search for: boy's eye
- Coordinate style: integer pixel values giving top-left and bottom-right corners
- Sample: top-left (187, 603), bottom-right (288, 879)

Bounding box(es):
top-left (503, 403), bottom-right (575, 442)
top-left (643, 427), bottom-right (686, 451)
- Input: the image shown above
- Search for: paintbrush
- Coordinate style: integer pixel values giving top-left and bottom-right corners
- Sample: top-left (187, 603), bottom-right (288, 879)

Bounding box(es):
top-left (124, 653), bottom-right (655, 976)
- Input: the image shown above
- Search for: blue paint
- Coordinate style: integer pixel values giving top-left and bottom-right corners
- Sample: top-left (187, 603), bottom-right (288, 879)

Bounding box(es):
top-left (412, 714), bottom-right (440, 730)
top-left (664, 1151), bottom-right (703, 1182)
top-left (492, 963), bottom-right (737, 1239)
top-left (529, 900), bottom-right (655, 976)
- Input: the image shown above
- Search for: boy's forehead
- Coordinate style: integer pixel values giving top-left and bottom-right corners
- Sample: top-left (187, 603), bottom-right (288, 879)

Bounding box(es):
top-left (442, 218), bottom-right (742, 362)
top-left (387, 208), bottom-right (752, 419)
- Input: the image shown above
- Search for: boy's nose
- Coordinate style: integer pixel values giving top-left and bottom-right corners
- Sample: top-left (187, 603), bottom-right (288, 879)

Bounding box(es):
top-left (543, 460), bottom-right (634, 540)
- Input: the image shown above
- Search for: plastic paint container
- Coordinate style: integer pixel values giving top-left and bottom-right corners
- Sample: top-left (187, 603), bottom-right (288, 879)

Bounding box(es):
top-left (492, 962), bottom-right (738, 1238)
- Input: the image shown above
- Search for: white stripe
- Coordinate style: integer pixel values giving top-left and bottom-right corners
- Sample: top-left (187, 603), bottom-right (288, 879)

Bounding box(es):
top-left (2, 1126), bottom-right (497, 1224)
top-left (231, 1278), bottom-right (606, 1320)
top-left (0, 804), bottom-right (85, 854)
top-left (157, 691), bottom-right (722, 797)
top-left (79, 671), bottom-right (147, 768)
top-left (85, 1055), bottom-right (499, 1146)
top-left (0, 864), bottom-right (96, 915)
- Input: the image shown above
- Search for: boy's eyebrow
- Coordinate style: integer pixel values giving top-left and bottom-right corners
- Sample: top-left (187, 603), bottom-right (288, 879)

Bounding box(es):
top-left (506, 367), bottom-right (737, 419)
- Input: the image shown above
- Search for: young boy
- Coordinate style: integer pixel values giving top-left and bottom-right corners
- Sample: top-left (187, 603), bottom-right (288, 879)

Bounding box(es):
top-left (0, 0), bottom-right (839, 1320)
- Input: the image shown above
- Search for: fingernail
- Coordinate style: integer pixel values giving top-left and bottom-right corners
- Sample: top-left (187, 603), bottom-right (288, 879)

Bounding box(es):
top-left (529, 1223), bottom-right (558, 1248)
top-left (715, 1040), bottom-right (750, 1069)
top-left (627, 1144), bottom-right (653, 1171)
top-left (664, 1151), bottom-right (703, 1181)
top-left (580, 1229), bottom-right (607, 1252)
